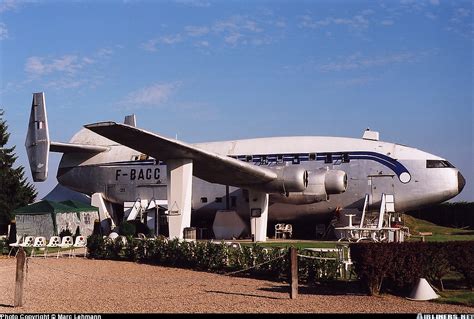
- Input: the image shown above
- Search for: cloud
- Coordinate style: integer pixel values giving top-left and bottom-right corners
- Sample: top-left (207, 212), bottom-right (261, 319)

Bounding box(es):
top-left (185, 25), bottom-right (210, 37)
top-left (25, 55), bottom-right (91, 77)
top-left (0, 0), bottom-right (21, 13)
top-left (335, 76), bottom-right (376, 87)
top-left (224, 32), bottom-right (243, 46)
top-left (140, 34), bottom-right (183, 52)
top-left (429, 0), bottom-right (440, 5)
top-left (319, 52), bottom-right (418, 72)
top-left (381, 20), bottom-right (394, 26)
top-left (0, 22), bottom-right (8, 40)
top-left (174, 0), bottom-right (210, 7)
top-left (97, 48), bottom-right (114, 57)
top-left (142, 13), bottom-right (280, 51)
top-left (121, 82), bottom-right (181, 109)
top-left (446, 6), bottom-right (473, 39)
top-left (214, 15), bottom-right (263, 34)
top-left (22, 48), bottom-right (115, 90)
top-left (141, 39), bottom-right (159, 52)
top-left (195, 40), bottom-right (209, 47)
top-left (298, 9), bottom-right (373, 32)
top-left (161, 34), bottom-right (183, 44)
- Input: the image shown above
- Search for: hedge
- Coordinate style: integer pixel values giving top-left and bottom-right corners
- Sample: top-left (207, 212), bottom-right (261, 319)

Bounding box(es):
top-left (86, 235), bottom-right (339, 282)
top-left (85, 236), bottom-right (473, 296)
top-left (350, 241), bottom-right (474, 295)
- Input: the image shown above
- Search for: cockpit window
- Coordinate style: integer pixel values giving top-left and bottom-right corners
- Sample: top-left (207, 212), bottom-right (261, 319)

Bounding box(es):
top-left (426, 160), bottom-right (455, 168)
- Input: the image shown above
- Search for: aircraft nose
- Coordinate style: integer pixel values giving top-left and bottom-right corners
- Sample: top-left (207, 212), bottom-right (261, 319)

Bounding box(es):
top-left (458, 171), bottom-right (466, 194)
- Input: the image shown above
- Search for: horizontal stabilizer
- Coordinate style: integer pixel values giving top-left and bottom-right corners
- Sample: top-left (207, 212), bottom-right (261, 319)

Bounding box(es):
top-left (50, 141), bottom-right (110, 153)
top-left (25, 92), bottom-right (109, 182)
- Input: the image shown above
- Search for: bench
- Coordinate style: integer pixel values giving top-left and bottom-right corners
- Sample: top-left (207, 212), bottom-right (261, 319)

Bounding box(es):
top-left (411, 232), bottom-right (433, 242)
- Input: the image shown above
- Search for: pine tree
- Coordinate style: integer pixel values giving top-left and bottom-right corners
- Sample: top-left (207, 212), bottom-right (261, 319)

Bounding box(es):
top-left (0, 109), bottom-right (37, 229)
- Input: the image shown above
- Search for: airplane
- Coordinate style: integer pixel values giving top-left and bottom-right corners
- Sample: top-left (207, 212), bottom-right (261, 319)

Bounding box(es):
top-left (25, 92), bottom-right (466, 241)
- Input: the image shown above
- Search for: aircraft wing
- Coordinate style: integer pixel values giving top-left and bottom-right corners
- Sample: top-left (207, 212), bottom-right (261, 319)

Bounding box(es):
top-left (84, 121), bottom-right (277, 187)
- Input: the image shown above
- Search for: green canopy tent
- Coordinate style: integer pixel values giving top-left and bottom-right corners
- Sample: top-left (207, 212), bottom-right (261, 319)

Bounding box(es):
top-left (13, 200), bottom-right (99, 238)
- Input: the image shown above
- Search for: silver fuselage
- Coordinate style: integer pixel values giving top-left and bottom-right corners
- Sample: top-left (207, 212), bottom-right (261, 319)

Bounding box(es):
top-left (56, 129), bottom-right (465, 223)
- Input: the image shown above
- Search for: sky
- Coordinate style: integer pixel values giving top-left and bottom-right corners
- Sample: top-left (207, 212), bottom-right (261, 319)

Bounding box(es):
top-left (0, 0), bottom-right (472, 202)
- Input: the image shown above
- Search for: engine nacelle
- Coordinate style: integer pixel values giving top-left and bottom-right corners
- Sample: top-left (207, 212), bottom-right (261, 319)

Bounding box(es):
top-left (257, 165), bottom-right (308, 194)
top-left (270, 169), bottom-right (347, 205)
top-left (324, 169), bottom-right (348, 194)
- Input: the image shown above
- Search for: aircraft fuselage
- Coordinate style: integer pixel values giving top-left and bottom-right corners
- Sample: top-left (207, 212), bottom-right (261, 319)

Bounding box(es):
top-left (56, 128), bottom-right (465, 225)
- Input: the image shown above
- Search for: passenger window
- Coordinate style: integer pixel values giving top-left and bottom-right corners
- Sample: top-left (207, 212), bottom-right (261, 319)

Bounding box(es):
top-left (325, 154), bottom-right (332, 164)
top-left (309, 153), bottom-right (316, 161)
top-left (342, 153), bottom-right (350, 163)
top-left (200, 197), bottom-right (208, 203)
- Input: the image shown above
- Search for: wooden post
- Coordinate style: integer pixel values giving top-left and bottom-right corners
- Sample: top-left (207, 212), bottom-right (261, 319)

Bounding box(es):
top-left (14, 247), bottom-right (26, 307)
top-left (290, 247), bottom-right (298, 299)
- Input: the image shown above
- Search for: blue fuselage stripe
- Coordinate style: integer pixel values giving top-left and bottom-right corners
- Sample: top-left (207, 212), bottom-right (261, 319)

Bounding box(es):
top-left (77, 151), bottom-right (410, 179)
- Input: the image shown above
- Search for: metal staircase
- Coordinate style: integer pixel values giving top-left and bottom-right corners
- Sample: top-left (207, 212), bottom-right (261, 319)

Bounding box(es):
top-left (335, 193), bottom-right (404, 242)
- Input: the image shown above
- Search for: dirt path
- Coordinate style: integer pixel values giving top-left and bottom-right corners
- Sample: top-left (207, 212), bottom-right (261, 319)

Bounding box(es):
top-left (0, 258), bottom-right (472, 313)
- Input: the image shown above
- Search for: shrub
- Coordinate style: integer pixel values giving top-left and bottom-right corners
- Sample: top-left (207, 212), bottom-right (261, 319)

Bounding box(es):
top-left (59, 227), bottom-right (73, 238)
top-left (123, 236), bottom-right (141, 262)
top-left (119, 221), bottom-right (136, 237)
top-left (445, 241), bottom-right (474, 290)
top-left (105, 236), bottom-right (125, 260)
top-left (92, 219), bottom-right (102, 236)
top-left (0, 237), bottom-right (6, 255)
top-left (86, 235), bottom-right (107, 259)
top-left (350, 243), bottom-right (395, 295)
top-left (350, 241), bottom-right (474, 295)
top-left (74, 226), bottom-right (81, 236)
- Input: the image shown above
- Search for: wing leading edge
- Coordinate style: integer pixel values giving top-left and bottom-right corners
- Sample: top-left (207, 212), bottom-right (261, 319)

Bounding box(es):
top-left (84, 121), bottom-right (277, 187)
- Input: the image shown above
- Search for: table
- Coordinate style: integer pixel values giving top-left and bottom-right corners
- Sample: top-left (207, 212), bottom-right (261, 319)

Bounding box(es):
top-left (335, 226), bottom-right (406, 242)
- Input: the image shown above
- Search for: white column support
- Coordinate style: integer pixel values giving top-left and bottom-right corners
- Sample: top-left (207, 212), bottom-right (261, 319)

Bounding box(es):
top-left (248, 190), bottom-right (269, 242)
top-left (91, 193), bottom-right (115, 225)
top-left (166, 159), bottom-right (193, 240)
top-left (91, 192), bottom-right (116, 234)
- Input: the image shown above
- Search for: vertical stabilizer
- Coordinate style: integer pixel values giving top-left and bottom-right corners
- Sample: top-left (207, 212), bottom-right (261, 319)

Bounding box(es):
top-left (25, 92), bottom-right (50, 182)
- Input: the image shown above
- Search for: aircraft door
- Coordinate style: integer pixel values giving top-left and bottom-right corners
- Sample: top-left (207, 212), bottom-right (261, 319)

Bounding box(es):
top-left (368, 175), bottom-right (395, 208)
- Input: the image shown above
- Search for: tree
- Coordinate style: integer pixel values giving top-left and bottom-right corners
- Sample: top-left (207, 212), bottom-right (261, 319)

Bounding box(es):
top-left (0, 109), bottom-right (37, 231)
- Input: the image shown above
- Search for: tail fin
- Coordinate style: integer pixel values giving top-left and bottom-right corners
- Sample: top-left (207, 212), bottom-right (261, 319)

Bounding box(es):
top-left (25, 92), bottom-right (50, 182)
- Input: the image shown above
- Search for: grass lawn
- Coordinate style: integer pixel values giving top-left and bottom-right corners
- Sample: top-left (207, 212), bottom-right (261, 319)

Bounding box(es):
top-left (404, 215), bottom-right (474, 242)
top-left (240, 240), bottom-right (339, 249)
top-left (434, 290), bottom-right (474, 307)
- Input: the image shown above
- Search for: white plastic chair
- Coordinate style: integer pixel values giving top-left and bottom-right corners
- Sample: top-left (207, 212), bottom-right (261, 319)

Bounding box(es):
top-left (45, 236), bottom-right (61, 258)
top-left (336, 244), bottom-right (353, 279)
top-left (8, 235), bottom-right (23, 257)
top-left (57, 236), bottom-right (74, 258)
top-left (275, 224), bottom-right (284, 238)
top-left (71, 236), bottom-right (87, 258)
top-left (19, 236), bottom-right (35, 256)
top-left (31, 236), bottom-right (47, 257)
top-left (284, 224), bottom-right (293, 238)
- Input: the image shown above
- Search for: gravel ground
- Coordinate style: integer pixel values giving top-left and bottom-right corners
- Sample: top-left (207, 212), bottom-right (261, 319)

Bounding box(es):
top-left (0, 257), bottom-right (472, 314)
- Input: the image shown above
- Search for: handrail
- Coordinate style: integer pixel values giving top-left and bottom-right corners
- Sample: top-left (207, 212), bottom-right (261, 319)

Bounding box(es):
top-left (377, 193), bottom-right (386, 229)
top-left (359, 194), bottom-right (369, 228)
